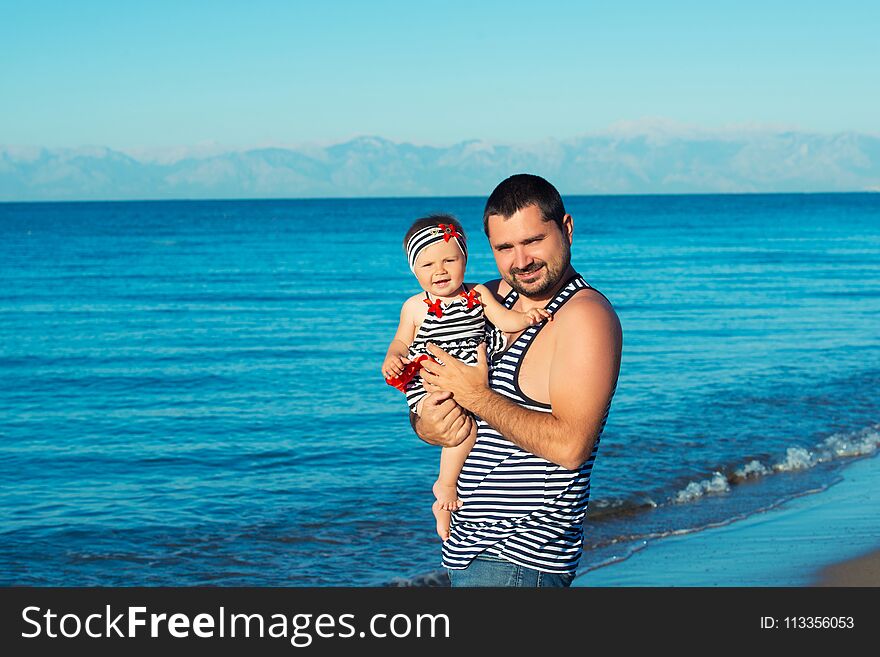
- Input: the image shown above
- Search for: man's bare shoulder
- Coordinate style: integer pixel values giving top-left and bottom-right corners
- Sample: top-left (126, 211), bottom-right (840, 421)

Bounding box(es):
top-left (476, 278), bottom-right (507, 303)
top-left (553, 288), bottom-right (622, 339)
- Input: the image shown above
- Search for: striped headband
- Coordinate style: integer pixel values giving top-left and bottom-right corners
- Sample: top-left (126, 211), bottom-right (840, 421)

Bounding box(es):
top-left (406, 222), bottom-right (467, 273)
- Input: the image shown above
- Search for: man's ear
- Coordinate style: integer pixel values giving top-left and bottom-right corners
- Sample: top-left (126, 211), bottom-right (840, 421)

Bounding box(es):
top-left (562, 214), bottom-right (574, 245)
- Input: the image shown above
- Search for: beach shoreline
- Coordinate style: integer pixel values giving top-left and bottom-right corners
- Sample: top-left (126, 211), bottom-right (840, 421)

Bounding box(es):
top-left (574, 452), bottom-right (880, 587)
top-left (816, 547), bottom-right (880, 587)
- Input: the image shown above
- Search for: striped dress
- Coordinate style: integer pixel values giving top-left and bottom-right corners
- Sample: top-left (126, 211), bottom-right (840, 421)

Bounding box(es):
top-left (404, 285), bottom-right (505, 414)
top-left (442, 273), bottom-right (615, 574)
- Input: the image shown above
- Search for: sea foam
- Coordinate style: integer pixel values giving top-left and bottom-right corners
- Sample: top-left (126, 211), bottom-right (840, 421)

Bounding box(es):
top-left (670, 423), bottom-right (879, 504)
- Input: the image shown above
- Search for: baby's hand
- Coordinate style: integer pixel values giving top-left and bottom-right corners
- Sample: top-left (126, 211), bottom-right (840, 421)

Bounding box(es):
top-left (383, 353), bottom-right (411, 379)
top-left (524, 308), bottom-right (553, 325)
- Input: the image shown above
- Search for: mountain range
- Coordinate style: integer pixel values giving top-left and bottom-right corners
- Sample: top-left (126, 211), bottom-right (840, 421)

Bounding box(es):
top-left (2, 126), bottom-right (879, 201)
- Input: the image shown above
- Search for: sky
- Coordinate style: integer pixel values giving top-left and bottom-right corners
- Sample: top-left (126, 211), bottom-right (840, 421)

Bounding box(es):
top-left (1, 1), bottom-right (878, 150)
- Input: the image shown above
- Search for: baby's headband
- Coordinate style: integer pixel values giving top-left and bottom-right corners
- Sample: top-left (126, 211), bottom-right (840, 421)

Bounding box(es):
top-left (406, 222), bottom-right (467, 273)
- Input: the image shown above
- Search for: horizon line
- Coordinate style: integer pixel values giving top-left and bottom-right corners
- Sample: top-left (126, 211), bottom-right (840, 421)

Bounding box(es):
top-left (2, 189), bottom-right (877, 206)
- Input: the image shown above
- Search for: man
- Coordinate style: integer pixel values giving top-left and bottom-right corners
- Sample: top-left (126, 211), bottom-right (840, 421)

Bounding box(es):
top-left (414, 174), bottom-right (622, 587)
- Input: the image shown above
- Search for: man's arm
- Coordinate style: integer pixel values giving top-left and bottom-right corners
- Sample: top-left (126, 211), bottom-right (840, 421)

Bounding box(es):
top-left (423, 297), bottom-right (621, 470)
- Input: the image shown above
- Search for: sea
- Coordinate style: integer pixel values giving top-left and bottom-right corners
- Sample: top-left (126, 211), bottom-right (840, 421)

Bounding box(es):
top-left (1, 193), bottom-right (878, 586)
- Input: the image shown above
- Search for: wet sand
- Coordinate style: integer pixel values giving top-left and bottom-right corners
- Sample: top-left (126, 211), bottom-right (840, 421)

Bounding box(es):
top-left (816, 548), bottom-right (880, 587)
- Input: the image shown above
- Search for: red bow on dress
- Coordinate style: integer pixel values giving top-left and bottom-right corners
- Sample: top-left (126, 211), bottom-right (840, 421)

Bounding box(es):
top-left (460, 288), bottom-right (481, 309)
top-left (424, 297), bottom-right (443, 318)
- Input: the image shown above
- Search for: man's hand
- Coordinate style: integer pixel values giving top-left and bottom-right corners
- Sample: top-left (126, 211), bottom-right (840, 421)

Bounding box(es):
top-left (421, 342), bottom-right (490, 411)
top-left (412, 391), bottom-right (474, 447)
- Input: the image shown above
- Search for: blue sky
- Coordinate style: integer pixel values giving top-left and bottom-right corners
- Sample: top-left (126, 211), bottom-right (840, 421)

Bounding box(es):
top-left (1, 1), bottom-right (878, 149)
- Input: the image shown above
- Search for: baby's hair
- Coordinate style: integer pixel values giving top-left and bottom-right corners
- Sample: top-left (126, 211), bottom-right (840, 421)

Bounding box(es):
top-left (402, 214), bottom-right (466, 252)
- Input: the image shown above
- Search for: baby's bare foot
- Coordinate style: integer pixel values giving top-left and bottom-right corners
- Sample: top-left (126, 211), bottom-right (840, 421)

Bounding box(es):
top-left (432, 500), bottom-right (450, 541)
top-left (433, 480), bottom-right (462, 511)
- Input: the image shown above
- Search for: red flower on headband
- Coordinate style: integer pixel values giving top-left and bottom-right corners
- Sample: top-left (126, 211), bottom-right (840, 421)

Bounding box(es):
top-left (439, 223), bottom-right (461, 243)
top-left (424, 297), bottom-right (443, 318)
top-left (460, 288), bottom-right (481, 309)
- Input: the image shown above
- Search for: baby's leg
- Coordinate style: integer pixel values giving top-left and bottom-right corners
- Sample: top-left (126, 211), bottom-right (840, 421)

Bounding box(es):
top-left (413, 396), bottom-right (425, 416)
top-left (407, 380), bottom-right (427, 418)
top-left (432, 419), bottom-right (477, 541)
top-left (433, 433), bottom-right (475, 511)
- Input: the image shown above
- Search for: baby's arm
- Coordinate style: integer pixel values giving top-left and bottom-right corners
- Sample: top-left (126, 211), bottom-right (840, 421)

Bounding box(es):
top-left (382, 298), bottom-right (418, 379)
top-left (471, 283), bottom-right (552, 332)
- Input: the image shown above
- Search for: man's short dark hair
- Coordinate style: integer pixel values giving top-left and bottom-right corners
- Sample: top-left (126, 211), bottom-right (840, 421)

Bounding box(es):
top-left (403, 214), bottom-right (465, 252)
top-left (482, 174), bottom-right (566, 236)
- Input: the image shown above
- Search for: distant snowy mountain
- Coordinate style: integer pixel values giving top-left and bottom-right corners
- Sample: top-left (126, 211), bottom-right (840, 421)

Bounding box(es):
top-left (2, 129), bottom-right (879, 201)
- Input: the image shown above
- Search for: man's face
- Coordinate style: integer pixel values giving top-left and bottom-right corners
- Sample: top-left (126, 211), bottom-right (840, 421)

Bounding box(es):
top-left (486, 204), bottom-right (572, 298)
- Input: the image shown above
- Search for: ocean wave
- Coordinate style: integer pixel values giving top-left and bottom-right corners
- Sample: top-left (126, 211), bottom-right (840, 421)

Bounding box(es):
top-left (671, 423), bottom-right (879, 504)
top-left (672, 472), bottom-right (730, 504)
top-left (384, 570), bottom-right (449, 587)
top-left (586, 495), bottom-right (659, 520)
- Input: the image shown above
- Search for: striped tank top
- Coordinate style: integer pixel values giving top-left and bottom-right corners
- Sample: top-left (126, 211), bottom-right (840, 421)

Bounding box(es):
top-left (442, 273), bottom-right (614, 574)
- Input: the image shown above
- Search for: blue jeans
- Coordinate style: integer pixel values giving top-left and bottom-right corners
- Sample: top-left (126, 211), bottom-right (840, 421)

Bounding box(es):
top-left (447, 554), bottom-right (575, 587)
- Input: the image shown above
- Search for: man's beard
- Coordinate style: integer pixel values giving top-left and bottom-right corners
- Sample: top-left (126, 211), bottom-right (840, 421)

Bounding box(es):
top-left (504, 243), bottom-right (570, 298)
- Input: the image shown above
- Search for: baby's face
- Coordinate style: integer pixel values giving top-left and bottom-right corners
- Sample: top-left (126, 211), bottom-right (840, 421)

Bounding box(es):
top-left (413, 239), bottom-right (466, 298)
